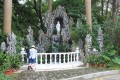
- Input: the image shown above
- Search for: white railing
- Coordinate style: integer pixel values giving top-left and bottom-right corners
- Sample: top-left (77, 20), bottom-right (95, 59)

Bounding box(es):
top-left (36, 51), bottom-right (79, 64)
top-left (21, 47), bottom-right (83, 70)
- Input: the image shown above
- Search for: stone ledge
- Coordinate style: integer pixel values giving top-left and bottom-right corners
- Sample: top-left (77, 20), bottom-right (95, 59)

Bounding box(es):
top-left (62, 70), bottom-right (120, 80)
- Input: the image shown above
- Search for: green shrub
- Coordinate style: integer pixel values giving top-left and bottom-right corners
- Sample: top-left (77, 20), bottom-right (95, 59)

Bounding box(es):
top-left (0, 51), bottom-right (11, 72)
top-left (0, 73), bottom-right (13, 80)
top-left (71, 27), bottom-right (79, 43)
top-left (0, 50), bottom-right (22, 72)
top-left (10, 54), bottom-right (22, 69)
top-left (87, 54), bottom-right (98, 64)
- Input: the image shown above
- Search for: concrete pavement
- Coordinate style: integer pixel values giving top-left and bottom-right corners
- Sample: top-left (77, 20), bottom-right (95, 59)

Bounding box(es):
top-left (14, 67), bottom-right (120, 80)
top-left (92, 74), bottom-right (120, 80)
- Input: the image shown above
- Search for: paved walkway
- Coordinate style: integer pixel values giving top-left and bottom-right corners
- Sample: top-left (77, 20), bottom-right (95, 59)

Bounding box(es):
top-left (14, 68), bottom-right (103, 80)
top-left (13, 67), bottom-right (120, 80)
top-left (12, 65), bottom-right (120, 80)
top-left (92, 74), bottom-right (120, 80)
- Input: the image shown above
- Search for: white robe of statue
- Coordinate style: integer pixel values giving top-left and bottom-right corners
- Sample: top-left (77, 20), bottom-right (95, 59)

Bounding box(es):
top-left (56, 21), bottom-right (60, 35)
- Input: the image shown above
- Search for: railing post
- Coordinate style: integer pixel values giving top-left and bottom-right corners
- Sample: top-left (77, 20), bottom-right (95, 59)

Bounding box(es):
top-left (64, 54), bottom-right (65, 63)
top-left (71, 53), bottom-right (72, 62)
top-left (74, 53), bottom-right (75, 61)
top-left (50, 54), bottom-right (52, 64)
top-left (45, 54), bottom-right (47, 64)
top-left (68, 54), bottom-right (69, 63)
top-left (55, 54), bottom-right (56, 64)
top-left (76, 47), bottom-right (79, 62)
top-left (76, 53), bottom-right (79, 61)
top-left (36, 51), bottom-right (79, 65)
top-left (59, 54), bottom-right (61, 63)
top-left (41, 54), bottom-right (42, 64)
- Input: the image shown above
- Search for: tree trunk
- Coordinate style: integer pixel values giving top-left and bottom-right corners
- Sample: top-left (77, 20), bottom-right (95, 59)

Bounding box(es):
top-left (48, 0), bottom-right (52, 30)
top-left (85, 0), bottom-right (92, 32)
top-left (105, 0), bottom-right (110, 16)
top-left (112, 0), bottom-right (116, 21)
top-left (32, 0), bottom-right (47, 33)
top-left (3, 0), bottom-right (12, 33)
top-left (48, 0), bottom-right (52, 13)
top-left (101, 0), bottom-right (104, 16)
top-left (115, 0), bottom-right (120, 16)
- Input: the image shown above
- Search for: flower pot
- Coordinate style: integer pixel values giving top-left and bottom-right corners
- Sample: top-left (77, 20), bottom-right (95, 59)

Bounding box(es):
top-left (103, 64), bottom-right (106, 68)
top-left (4, 69), bottom-right (13, 75)
top-left (94, 64), bottom-right (98, 67)
top-left (89, 64), bottom-right (93, 67)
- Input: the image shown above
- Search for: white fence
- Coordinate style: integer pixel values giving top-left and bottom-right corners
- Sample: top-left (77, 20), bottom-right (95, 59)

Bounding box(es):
top-left (21, 48), bottom-right (83, 70)
top-left (37, 52), bottom-right (79, 64)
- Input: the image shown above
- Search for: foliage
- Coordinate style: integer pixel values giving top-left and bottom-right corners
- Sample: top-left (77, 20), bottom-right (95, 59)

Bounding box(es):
top-left (0, 29), bottom-right (7, 43)
top-left (53, 0), bottom-right (85, 21)
top-left (16, 36), bottom-right (23, 53)
top-left (0, 50), bottom-right (22, 72)
top-left (102, 18), bottom-right (120, 54)
top-left (79, 24), bottom-right (90, 39)
top-left (87, 54), bottom-right (98, 64)
top-left (108, 63), bottom-right (120, 70)
top-left (37, 56), bottom-right (45, 64)
top-left (46, 43), bottom-right (52, 53)
top-left (10, 54), bottom-right (22, 69)
top-left (87, 43), bottom-right (118, 66)
top-left (87, 54), bottom-right (106, 65)
top-left (112, 57), bottom-right (120, 65)
top-left (58, 43), bottom-right (68, 52)
top-left (91, 22), bottom-right (101, 50)
top-left (0, 0), bottom-right (3, 28)
top-left (70, 27), bottom-right (79, 43)
top-left (99, 44), bottom-right (118, 66)
top-left (0, 51), bottom-right (11, 72)
top-left (0, 73), bottom-right (13, 80)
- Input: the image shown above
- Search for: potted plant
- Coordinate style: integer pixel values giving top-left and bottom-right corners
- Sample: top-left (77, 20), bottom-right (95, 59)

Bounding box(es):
top-left (4, 69), bottom-right (14, 75)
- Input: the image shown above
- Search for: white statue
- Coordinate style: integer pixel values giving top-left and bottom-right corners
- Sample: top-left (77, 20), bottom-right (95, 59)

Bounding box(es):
top-left (20, 48), bottom-right (26, 62)
top-left (56, 21), bottom-right (60, 35)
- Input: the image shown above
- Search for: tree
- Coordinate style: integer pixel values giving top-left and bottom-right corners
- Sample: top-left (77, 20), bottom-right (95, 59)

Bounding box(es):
top-left (112, 0), bottom-right (117, 21)
top-left (3, 0), bottom-right (12, 33)
top-left (85, 0), bottom-right (92, 31)
top-left (32, 0), bottom-right (47, 33)
top-left (11, 0), bottom-right (48, 39)
top-left (48, 0), bottom-right (52, 13)
top-left (0, 0), bottom-right (3, 28)
top-left (53, 0), bottom-right (85, 22)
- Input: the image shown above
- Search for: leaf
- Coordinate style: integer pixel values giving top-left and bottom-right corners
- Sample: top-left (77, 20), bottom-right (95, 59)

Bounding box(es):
top-left (102, 55), bottom-right (110, 61)
top-left (108, 50), bottom-right (117, 56)
top-left (112, 57), bottom-right (120, 64)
